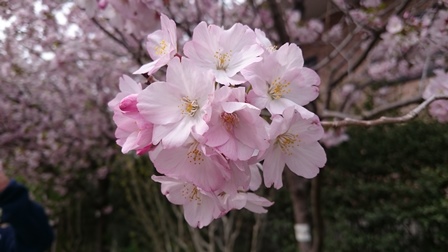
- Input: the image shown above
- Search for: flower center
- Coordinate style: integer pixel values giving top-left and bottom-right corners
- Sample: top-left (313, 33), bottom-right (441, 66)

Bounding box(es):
top-left (220, 112), bottom-right (239, 131)
top-left (181, 97), bottom-right (199, 117)
top-left (181, 184), bottom-right (202, 205)
top-left (276, 133), bottom-right (300, 155)
top-left (268, 77), bottom-right (291, 100)
top-left (155, 39), bottom-right (168, 56)
top-left (267, 45), bottom-right (278, 52)
top-left (214, 50), bottom-right (232, 70)
top-left (187, 142), bottom-right (204, 165)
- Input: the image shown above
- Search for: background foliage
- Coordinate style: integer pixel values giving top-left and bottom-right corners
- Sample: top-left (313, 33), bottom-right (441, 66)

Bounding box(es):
top-left (322, 120), bottom-right (448, 251)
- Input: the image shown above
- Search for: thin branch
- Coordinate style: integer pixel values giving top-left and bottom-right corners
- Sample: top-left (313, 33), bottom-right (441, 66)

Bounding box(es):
top-left (91, 18), bottom-right (143, 65)
top-left (91, 18), bottom-right (129, 51)
top-left (362, 95), bottom-right (424, 119)
top-left (321, 94), bottom-right (448, 128)
top-left (313, 26), bottom-right (361, 71)
top-left (321, 110), bottom-right (360, 120)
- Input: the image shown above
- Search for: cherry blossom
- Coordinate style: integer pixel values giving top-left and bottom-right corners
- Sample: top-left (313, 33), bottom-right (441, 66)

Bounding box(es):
top-left (205, 86), bottom-right (269, 161)
top-left (183, 22), bottom-right (264, 85)
top-left (149, 136), bottom-right (230, 191)
top-left (137, 57), bottom-right (215, 148)
top-left (133, 14), bottom-right (178, 75)
top-left (243, 43), bottom-right (320, 115)
top-left (151, 175), bottom-right (223, 228)
top-left (262, 107), bottom-right (326, 189)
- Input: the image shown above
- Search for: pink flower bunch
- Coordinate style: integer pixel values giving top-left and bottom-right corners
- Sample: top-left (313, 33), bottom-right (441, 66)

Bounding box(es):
top-left (109, 14), bottom-right (327, 228)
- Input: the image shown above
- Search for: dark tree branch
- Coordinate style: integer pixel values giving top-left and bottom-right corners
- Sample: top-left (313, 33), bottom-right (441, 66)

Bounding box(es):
top-left (91, 18), bottom-right (142, 65)
top-left (267, 0), bottom-right (290, 44)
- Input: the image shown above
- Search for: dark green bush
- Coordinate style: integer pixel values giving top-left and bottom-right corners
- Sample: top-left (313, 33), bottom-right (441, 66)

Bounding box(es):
top-left (323, 121), bottom-right (448, 252)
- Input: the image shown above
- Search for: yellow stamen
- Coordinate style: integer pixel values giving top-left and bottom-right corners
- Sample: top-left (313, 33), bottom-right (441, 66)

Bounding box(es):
top-left (268, 77), bottom-right (291, 100)
top-left (220, 112), bottom-right (239, 131)
top-left (180, 97), bottom-right (199, 117)
top-left (214, 50), bottom-right (232, 70)
top-left (276, 133), bottom-right (300, 155)
top-left (181, 185), bottom-right (202, 205)
top-left (154, 39), bottom-right (168, 56)
top-left (187, 142), bottom-right (205, 165)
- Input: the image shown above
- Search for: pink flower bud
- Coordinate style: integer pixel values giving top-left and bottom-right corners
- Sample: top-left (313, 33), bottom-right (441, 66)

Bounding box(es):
top-left (119, 94), bottom-right (138, 113)
top-left (98, 0), bottom-right (108, 9)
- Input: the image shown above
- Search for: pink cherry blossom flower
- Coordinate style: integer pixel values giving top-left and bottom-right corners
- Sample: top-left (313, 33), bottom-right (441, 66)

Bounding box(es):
top-left (149, 136), bottom-right (230, 192)
top-left (134, 14), bottom-right (177, 75)
top-left (205, 86), bottom-right (269, 161)
top-left (262, 107), bottom-right (326, 189)
top-left (137, 57), bottom-right (215, 148)
top-left (242, 43), bottom-right (320, 115)
top-left (152, 175), bottom-right (222, 228)
top-left (183, 22), bottom-right (263, 85)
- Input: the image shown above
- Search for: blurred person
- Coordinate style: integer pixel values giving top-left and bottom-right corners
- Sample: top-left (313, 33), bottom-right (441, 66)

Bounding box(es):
top-left (0, 163), bottom-right (54, 251)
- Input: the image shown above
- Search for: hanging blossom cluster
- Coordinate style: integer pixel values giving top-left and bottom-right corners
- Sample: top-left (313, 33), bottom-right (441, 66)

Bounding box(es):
top-left (108, 14), bottom-right (326, 228)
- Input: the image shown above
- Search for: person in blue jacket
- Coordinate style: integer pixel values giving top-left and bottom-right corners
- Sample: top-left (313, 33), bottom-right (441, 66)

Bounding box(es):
top-left (0, 168), bottom-right (54, 251)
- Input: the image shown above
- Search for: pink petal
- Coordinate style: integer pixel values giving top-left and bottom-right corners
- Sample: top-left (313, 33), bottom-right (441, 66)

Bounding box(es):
top-left (262, 147), bottom-right (285, 189)
top-left (137, 81), bottom-right (182, 125)
top-left (286, 142), bottom-right (326, 179)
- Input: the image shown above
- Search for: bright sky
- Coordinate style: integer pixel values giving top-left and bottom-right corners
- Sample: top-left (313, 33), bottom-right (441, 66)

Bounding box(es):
top-left (0, 15), bottom-right (15, 41)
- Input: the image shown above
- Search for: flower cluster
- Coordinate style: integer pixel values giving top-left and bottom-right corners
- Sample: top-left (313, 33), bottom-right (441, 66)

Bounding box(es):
top-left (109, 14), bottom-right (326, 228)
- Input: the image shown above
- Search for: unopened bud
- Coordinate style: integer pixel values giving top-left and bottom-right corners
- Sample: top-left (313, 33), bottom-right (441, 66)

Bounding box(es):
top-left (119, 94), bottom-right (138, 113)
